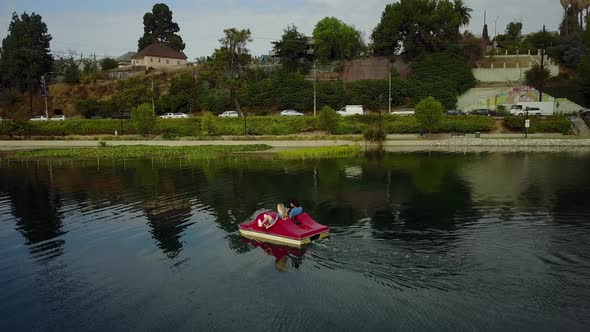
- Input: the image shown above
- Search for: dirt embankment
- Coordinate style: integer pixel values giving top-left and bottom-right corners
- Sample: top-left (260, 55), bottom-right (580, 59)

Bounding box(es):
top-left (0, 69), bottom-right (191, 120)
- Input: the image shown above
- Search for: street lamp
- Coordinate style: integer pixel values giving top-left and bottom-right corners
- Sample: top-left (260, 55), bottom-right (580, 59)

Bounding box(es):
top-left (41, 72), bottom-right (54, 119)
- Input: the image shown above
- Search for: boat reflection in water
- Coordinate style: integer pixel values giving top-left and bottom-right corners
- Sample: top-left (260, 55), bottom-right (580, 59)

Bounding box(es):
top-left (244, 239), bottom-right (306, 272)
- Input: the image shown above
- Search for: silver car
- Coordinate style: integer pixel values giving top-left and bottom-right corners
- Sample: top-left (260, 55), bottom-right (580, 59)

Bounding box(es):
top-left (30, 115), bottom-right (48, 121)
top-left (218, 111), bottom-right (239, 118)
top-left (280, 110), bottom-right (304, 116)
top-left (51, 115), bottom-right (66, 121)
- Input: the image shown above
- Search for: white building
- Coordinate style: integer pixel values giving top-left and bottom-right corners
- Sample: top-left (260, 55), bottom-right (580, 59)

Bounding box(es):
top-left (130, 43), bottom-right (188, 69)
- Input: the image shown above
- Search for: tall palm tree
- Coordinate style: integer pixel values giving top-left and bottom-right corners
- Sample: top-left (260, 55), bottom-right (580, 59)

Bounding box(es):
top-left (453, 0), bottom-right (473, 29)
top-left (560, 0), bottom-right (571, 35)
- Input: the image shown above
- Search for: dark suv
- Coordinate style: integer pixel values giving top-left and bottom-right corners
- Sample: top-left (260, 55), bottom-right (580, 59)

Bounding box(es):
top-left (470, 109), bottom-right (496, 116)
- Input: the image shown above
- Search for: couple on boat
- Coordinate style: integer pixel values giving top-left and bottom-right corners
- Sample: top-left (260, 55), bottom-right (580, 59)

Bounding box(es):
top-left (257, 199), bottom-right (303, 229)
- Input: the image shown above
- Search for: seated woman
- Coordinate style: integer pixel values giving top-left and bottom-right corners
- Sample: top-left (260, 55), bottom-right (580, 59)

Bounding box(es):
top-left (258, 200), bottom-right (303, 229)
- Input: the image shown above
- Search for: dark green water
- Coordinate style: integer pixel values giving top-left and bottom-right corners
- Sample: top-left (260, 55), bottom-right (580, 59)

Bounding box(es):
top-left (1, 152), bottom-right (590, 331)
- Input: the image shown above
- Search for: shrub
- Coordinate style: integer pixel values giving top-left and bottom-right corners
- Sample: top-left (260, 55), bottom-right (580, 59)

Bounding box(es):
top-left (0, 120), bottom-right (34, 137)
top-left (317, 106), bottom-right (339, 133)
top-left (64, 62), bottom-right (81, 84)
top-left (201, 112), bottom-right (215, 135)
top-left (76, 99), bottom-right (101, 118)
top-left (131, 103), bottom-right (157, 135)
top-left (201, 90), bottom-right (231, 114)
top-left (363, 126), bottom-right (386, 142)
top-left (100, 58), bottom-right (119, 71)
top-left (525, 64), bottom-right (551, 90)
top-left (415, 96), bottom-right (444, 134)
top-left (504, 115), bottom-right (571, 134)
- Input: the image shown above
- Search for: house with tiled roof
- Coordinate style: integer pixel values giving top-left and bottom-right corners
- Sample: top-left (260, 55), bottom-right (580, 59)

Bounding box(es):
top-left (131, 43), bottom-right (188, 69)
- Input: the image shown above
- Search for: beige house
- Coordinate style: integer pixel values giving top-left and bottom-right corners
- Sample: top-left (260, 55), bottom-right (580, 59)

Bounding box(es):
top-left (131, 43), bottom-right (188, 69)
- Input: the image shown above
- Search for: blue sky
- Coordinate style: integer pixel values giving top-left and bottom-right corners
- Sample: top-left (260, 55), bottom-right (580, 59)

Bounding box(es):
top-left (0, 0), bottom-right (562, 60)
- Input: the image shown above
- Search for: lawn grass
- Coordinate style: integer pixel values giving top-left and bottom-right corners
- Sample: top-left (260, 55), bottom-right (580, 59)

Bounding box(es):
top-left (7, 144), bottom-right (272, 160)
top-left (278, 145), bottom-right (361, 160)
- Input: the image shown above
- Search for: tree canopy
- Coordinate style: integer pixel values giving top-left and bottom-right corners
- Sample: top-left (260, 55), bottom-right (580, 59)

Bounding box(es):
top-left (0, 12), bottom-right (53, 93)
top-left (138, 3), bottom-right (185, 52)
top-left (100, 58), bottom-right (119, 71)
top-left (209, 28), bottom-right (252, 114)
top-left (415, 96), bottom-right (444, 134)
top-left (312, 17), bottom-right (365, 62)
top-left (272, 25), bottom-right (312, 72)
top-left (371, 0), bottom-right (467, 58)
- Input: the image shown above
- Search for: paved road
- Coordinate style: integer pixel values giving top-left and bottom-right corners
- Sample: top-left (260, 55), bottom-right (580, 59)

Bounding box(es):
top-left (3, 137), bottom-right (590, 151)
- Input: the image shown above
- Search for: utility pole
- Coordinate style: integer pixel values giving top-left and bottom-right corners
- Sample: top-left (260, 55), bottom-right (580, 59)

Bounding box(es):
top-left (388, 69), bottom-right (392, 114)
top-left (539, 25), bottom-right (546, 102)
top-left (192, 68), bottom-right (197, 115)
top-left (41, 75), bottom-right (48, 119)
top-left (313, 61), bottom-right (317, 117)
top-left (151, 79), bottom-right (156, 112)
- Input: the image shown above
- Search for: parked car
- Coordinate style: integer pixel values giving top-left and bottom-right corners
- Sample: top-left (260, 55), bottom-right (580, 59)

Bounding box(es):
top-left (174, 113), bottom-right (189, 118)
top-left (90, 115), bottom-right (104, 119)
top-left (51, 115), bottom-right (66, 121)
top-left (337, 105), bottom-right (364, 116)
top-left (159, 113), bottom-right (176, 119)
top-left (30, 115), bottom-right (48, 121)
top-left (392, 108), bottom-right (415, 116)
top-left (280, 110), bottom-right (304, 116)
top-left (471, 109), bottom-right (496, 116)
top-left (509, 106), bottom-right (543, 117)
top-left (218, 111), bottom-right (239, 118)
top-left (445, 110), bottom-right (465, 116)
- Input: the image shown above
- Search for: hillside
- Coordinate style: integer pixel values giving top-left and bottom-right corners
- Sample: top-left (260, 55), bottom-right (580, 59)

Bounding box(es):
top-left (0, 68), bottom-right (193, 120)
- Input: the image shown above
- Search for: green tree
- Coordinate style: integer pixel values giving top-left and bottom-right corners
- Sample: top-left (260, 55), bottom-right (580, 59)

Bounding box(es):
top-left (100, 58), bottom-right (119, 71)
top-left (272, 25), bottom-right (312, 72)
top-left (415, 96), bottom-right (444, 134)
top-left (132, 103), bottom-right (157, 135)
top-left (371, 0), bottom-right (462, 58)
top-left (212, 28), bottom-right (252, 115)
top-left (317, 106), bottom-right (340, 133)
top-left (164, 72), bottom-right (198, 112)
top-left (313, 17), bottom-right (365, 62)
top-left (577, 54), bottom-right (590, 104)
top-left (113, 76), bottom-right (151, 112)
top-left (494, 22), bottom-right (524, 52)
top-left (138, 3), bottom-right (185, 52)
top-left (0, 12), bottom-right (53, 113)
top-left (524, 64), bottom-right (551, 90)
top-left (64, 60), bottom-right (81, 84)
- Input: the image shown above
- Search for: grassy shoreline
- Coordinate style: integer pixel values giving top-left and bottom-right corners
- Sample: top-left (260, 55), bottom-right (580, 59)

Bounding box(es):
top-left (4, 144), bottom-right (272, 160)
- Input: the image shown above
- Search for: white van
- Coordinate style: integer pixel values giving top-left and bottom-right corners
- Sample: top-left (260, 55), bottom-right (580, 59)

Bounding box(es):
top-left (509, 102), bottom-right (554, 116)
top-left (337, 105), bottom-right (364, 116)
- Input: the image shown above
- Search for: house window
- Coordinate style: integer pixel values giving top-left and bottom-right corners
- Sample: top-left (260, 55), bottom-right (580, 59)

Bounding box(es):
top-left (177, 61), bottom-right (180, 65)
top-left (151, 57), bottom-right (153, 62)
top-left (158, 58), bottom-right (161, 63)
top-left (166, 59), bottom-right (169, 64)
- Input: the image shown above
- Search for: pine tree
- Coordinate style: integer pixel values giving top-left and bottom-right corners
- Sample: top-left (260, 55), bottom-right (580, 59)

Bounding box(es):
top-left (137, 3), bottom-right (185, 51)
top-left (0, 12), bottom-right (53, 112)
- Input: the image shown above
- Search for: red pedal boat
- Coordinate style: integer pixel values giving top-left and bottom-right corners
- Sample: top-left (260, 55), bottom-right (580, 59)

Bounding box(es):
top-left (239, 212), bottom-right (330, 247)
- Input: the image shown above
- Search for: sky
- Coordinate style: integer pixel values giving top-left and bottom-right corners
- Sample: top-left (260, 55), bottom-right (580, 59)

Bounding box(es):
top-left (0, 0), bottom-right (562, 60)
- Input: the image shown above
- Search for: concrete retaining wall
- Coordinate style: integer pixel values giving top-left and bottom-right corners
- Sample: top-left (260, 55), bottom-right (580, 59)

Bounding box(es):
top-left (473, 65), bottom-right (559, 83)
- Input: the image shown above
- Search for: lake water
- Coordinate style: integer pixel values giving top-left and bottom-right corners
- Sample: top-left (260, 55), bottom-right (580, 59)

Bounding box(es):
top-left (1, 151), bottom-right (590, 331)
